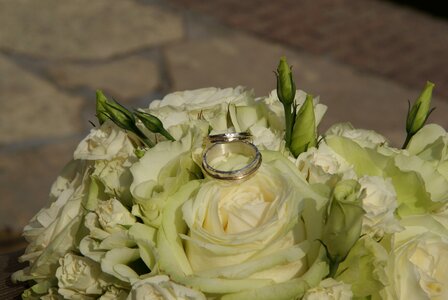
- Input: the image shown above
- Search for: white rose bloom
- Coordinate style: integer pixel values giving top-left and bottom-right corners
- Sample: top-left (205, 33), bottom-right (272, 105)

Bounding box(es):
top-left (96, 198), bottom-right (136, 233)
top-left (157, 151), bottom-right (329, 298)
top-left (303, 278), bottom-right (353, 300)
top-left (326, 123), bottom-right (387, 148)
top-left (148, 87), bottom-right (254, 131)
top-left (55, 253), bottom-right (105, 299)
top-left (296, 142), bottom-right (356, 185)
top-left (181, 163), bottom-right (308, 283)
top-left (92, 157), bottom-right (135, 202)
top-left (12, 161), bottom-right (91, 284)
top-left (150, 86), bottom-right (252, 110)
top-left (359, 176), bottom-right (403, 238)
top-left (382, 214), bottom-right (448, 300)
top-left (74, 121), bottom-right (135, 160)
top-left (249, 122), bottom-right (284, 151)
top-left (127, 275), bottom-right (206, 300)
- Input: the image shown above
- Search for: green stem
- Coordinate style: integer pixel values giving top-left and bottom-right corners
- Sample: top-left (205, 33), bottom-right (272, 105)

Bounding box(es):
top-left (284, 104), bottom-right (293, 148)
top-left (402, 133), bottom-right (412, 149)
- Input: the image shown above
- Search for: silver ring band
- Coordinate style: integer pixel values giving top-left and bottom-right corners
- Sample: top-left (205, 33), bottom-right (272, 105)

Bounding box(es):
top-left (205, 132), bottom-right (252, 145)
top-left (202, 140), bottom-right (262, 181)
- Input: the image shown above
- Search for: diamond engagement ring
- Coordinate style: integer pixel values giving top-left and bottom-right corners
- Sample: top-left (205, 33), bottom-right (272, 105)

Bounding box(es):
top-left (202, 133), bottom-right (262, 181)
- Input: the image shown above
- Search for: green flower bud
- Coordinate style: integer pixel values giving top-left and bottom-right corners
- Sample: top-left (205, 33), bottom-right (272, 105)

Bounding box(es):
top-left (103, 99), bottom-right (136, 131)
top-left (322, 179), bottom-right (365, 276)
top-left (276, 57), bottom-right (296, 105)
top-left (406, 81), bottom-right (435, 135)
top-left (95, 90), bottom-right (109, 125)
top-left (95, 91), bottom-right (154, 147)
top-left (290, 94), bottom-right (317, 157)
top-left (134, 111), bottom-right (175, 141)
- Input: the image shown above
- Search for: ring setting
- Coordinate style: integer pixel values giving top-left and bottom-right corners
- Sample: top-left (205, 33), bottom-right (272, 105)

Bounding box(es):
top-left (202, 133), bottom-right (262, 181)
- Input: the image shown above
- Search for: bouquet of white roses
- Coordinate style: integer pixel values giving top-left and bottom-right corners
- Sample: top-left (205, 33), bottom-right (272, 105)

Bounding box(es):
top-left (13, 58), bottom-right (448, 300)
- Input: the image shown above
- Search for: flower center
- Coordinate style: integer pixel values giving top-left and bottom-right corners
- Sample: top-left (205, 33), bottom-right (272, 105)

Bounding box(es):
top-left (216, 178), bottom-right (276, 234)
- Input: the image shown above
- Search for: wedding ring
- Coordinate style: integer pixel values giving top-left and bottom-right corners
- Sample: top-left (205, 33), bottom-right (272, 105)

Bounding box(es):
top-left (205, 132), bottom-right (253, 145)
top-left (202, 138), bottom-right (262, 181)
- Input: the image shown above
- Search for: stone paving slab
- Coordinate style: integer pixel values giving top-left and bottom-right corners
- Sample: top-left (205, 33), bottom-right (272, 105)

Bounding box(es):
top-left (0, 0), bottom-right (183, 60)
top-left (47, 55), bottom-right (161, 101)
top-left (169, 0), bottom-right (448, 99)
top-left (165, 30), bottom-right (448, 146)
top-left (0, 55), bottom-right (83, 145)
top-left (0, 138), bottom-right (79, 231)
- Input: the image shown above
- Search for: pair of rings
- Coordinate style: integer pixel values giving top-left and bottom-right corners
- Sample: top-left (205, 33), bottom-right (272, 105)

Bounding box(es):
top-left (202, 132), bottom-right (262, 181)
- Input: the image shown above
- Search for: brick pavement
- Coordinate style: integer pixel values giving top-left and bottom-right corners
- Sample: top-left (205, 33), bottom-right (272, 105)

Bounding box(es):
top-left (169, 0), bottom-right (448, 99)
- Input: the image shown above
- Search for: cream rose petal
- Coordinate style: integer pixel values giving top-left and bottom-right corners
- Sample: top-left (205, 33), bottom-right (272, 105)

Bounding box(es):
top-left (74, 121), bottom-right (135, 160)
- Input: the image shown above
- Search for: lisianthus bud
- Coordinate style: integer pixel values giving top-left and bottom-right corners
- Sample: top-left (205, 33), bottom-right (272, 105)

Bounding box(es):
top-left (404, 82), bottom-right (435, 149)
top-left (276, 57), bottom-right (296, 105)
top-left (95, 91), bottom-right (154, 147)
top-left (290, 94), bottom-right (317, 157)
top-left (322, 179), bottom-right (364, 276)
top-left (134, 110), bottom-right (175, 141)
top-left (95, 90), bottom-right (109, 125)
top-left (103, 100), bottom-right (136, 132)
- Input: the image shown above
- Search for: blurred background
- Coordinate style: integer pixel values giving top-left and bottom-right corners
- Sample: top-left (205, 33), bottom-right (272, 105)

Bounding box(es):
top-left (1, 0), bottom-right (448, 253)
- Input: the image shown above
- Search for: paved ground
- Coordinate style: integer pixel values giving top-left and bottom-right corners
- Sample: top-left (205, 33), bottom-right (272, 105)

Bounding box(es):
top-left (171, 0), bottom-right (448, 98)
top-left (0, 0), bottom-right (447, 252)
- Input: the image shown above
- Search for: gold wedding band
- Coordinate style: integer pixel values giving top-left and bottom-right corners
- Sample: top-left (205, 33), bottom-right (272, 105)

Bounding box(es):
top-left (202, 133), bottom-right (262, 181)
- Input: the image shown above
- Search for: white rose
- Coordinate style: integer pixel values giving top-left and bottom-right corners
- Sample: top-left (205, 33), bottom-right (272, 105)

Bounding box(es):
top-left (91, 156), bottom-right (136, 204)
top-left (55, 253), bottom-right (105, 299)
top-left (148, 87), bottom-right (255, 131)
top-left (303, 278), bottom-right (353, 300)
top-left (80, 216), bottom-right (157, 284)
top-left (382, 214), bottom-right (448, 299)
top-left (74, 121), bottom-right (135, 160)
top-left (181, 163), bottom-right (307, 282)
top-left (127, 275), bottom-right (206, 300)
top-left (296, 142), bottom-right (356, 185)
top-left (13, 161), bottom-right (90, 283)
top-left (96, 198), bottom-right (136, 233)
top-left (249, 122), bottom-right (284, 151)
top-left (359, 176), bottom-right (403, 238)
top-left (157, 151), bottom-right (329, 298)
top-left (326, 123), bottom-right (388, 148)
